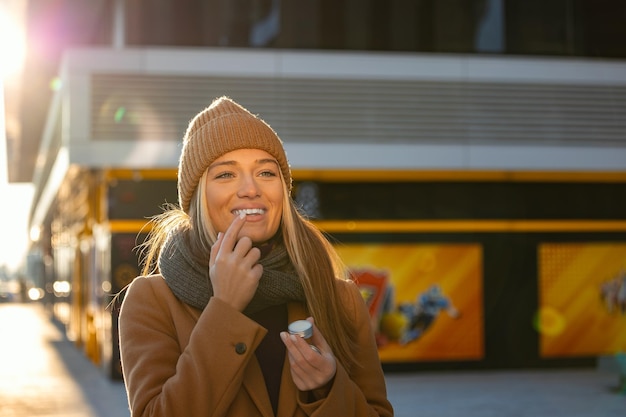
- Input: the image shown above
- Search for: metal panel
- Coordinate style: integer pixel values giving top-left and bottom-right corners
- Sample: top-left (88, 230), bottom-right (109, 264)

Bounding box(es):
top-left (91, 73), bottom-right (626, 146)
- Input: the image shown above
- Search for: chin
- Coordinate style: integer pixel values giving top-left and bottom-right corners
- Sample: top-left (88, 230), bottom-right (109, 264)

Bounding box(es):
top-left (240, 231), bottom-right (271, 244)
top-left (250, 231), bottom-right (280, 246)
top-left (242, 225), bottom-right (279, 243)
top-left (251, 236), bottom-right (274, 245)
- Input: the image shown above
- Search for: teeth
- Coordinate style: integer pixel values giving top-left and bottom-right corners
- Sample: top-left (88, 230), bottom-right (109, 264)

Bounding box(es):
top-left (234, 208), bottom-right (265, 216)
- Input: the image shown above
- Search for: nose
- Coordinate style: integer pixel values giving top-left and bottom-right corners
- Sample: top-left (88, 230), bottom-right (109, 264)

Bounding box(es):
top-left (237, 174), bottom-right (260, 198)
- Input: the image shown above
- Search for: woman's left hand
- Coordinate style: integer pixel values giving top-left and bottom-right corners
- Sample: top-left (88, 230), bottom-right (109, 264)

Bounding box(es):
top-left (280, 317), bottom-right (337, 393)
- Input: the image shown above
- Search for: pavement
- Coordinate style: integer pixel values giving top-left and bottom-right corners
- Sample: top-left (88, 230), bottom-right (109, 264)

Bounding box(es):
top-left (0, 302), bottom-right (623, 417)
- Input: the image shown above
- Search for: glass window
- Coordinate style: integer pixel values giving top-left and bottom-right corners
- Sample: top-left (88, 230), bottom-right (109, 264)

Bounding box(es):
top-left (121, 0), bottom-right (626, 58)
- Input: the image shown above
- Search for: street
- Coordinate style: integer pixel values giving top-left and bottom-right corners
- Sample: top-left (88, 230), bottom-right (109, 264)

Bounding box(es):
top-left (0, 303), bottom-right (623, 417)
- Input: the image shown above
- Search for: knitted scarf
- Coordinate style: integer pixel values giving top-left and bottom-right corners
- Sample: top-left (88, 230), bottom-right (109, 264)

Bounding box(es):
top-left (158, 231), bottom-right (306, 315)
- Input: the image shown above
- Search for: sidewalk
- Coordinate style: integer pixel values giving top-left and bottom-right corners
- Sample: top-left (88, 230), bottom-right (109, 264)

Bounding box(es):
top-left (0, 303), bottom-right (129, 417)
top-left (0, 303), bottom-right (623, 417)
top-left (386, 368), bottom-right (624, 417)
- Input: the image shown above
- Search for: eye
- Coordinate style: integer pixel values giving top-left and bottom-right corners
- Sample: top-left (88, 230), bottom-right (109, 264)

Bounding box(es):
top-left (214, 171), bottom-right (234, 179)
top-left (259, 169), bottom-right (277, 178)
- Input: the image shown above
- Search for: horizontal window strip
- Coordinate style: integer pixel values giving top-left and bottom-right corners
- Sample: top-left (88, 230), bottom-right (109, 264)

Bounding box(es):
top-left (104, 169), bottom-right (177, 181)
top-left (100, 168), bottom-right (626, 183)
top-left (108, 219), bottom-right (626, 235)
top-left (108, 220), bottom-right (153, 234)
top-left (293, 170), bottom-right (626, 183)
top-left (313, 220), bottom-right (626, 233)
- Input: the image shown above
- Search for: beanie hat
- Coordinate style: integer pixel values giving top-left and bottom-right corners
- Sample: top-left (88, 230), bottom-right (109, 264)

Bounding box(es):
top-left (177, 96), bottom-right (292, 213)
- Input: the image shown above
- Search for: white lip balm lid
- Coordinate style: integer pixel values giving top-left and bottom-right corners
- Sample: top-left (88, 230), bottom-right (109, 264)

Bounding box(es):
top-left (288, 320), bottom-right (313, 339)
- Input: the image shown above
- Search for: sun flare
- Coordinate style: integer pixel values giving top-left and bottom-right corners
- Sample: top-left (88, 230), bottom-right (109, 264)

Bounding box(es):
top-left (0, 7), bottom-right (27, 78)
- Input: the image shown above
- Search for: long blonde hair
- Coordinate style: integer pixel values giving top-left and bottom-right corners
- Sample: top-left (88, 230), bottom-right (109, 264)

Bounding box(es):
top-left (279, 184), bottom-right (359, 373)
top-left (138, 171), bottom-right (359, 373)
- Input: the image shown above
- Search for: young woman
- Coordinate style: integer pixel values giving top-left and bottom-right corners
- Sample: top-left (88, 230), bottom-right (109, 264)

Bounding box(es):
top-left (118, 96), bottom-right (394, 417)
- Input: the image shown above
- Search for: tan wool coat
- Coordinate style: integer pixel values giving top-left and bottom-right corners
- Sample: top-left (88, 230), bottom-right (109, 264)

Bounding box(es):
top-left (119, 275), bottom-right (394, 417)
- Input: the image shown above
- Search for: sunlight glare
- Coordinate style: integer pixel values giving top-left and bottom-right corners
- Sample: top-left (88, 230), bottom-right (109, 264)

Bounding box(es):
top-left (0, 183), bottom-right (33, 271)
top-left (0, 6), bottom-right (27, 78)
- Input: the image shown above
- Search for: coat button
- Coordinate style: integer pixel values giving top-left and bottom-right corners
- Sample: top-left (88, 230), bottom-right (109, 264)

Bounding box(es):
top-left (235, 342), bottom-right (247, 355)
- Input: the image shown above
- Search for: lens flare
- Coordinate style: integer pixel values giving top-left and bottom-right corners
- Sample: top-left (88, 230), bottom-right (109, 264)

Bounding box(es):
top-left (534, 306), bottom-right (566, 336)
top-left (114, 107), bottom-right (127, 123)
top-left (49, 77), bottom-right (62, 91)
top-left (0, 8), bottom-right (26, 78)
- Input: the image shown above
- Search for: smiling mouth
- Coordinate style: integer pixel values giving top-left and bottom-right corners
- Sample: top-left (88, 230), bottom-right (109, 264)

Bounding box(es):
top-left (233, 208), bottom-right (266, 216)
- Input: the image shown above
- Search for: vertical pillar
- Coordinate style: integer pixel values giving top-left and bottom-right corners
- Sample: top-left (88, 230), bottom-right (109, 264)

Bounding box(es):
top-left (112, 0), bottom-right (126, 49)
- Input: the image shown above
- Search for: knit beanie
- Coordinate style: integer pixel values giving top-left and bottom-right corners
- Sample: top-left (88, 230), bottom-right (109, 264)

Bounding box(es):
top-left (177, 96), bottom-right (292, 213)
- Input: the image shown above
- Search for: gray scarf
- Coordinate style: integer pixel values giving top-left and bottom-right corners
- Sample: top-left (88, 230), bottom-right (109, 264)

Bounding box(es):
top-left (158, 231), bottom-right (306, 315)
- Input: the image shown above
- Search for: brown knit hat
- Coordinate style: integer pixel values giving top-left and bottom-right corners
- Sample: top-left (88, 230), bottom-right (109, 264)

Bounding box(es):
top-left (177, 96), bottom-right (291, 213)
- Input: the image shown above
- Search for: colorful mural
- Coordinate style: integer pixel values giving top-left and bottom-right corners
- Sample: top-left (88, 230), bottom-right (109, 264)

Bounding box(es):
top-left (337, 243), bottom-right (484, 362)
top-left (538, 243), bottom-right (626, 357)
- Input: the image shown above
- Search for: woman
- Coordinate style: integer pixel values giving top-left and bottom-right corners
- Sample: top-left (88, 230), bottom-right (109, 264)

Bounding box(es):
top-left (118, 96), bottom-right (394, 417)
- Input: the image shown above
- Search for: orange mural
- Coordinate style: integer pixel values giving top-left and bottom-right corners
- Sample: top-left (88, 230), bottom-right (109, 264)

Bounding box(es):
top-left (336, 243), bottom-right (484, 362)
top-left (538, 243), bottom-right (626, 357)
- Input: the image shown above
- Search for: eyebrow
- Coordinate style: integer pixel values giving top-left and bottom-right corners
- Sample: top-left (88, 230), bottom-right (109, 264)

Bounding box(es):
top-left (208, 158), bottom-right (278, 171)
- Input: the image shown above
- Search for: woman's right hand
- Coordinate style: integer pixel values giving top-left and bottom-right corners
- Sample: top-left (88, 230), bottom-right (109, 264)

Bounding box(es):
top-left (209, 214), bottom-right (263, 312)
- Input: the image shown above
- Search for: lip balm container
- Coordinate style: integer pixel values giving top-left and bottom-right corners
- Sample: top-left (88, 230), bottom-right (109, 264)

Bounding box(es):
top-left (288, 320), bottom-right (321, 354)
top-left (288, 320), bottom-right (313, 339)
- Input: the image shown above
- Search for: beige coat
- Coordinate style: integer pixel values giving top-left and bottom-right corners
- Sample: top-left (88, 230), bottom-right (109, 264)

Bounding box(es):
top-left (119, 275), bottom-right (394, 417)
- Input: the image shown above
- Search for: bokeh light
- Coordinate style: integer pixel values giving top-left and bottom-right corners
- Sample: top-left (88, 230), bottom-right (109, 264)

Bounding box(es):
top-left (49, 77), bottom-right (62, 91)
top-left (533, 306), bottom-right (566, 336)
top-left (114, 107), bottom-right (127, 123)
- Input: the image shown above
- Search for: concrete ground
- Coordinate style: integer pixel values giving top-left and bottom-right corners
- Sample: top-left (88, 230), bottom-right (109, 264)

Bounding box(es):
top-left (0, 303), bottom-right (623, 417)
top-left (386, 369), bottom-right (624, 417)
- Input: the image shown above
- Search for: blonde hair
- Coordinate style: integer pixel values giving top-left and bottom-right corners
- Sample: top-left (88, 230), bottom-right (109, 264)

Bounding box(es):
top-left (280, 196), bottom-right (359, 373)
top-left (138, 171), bottom-right (359, 373)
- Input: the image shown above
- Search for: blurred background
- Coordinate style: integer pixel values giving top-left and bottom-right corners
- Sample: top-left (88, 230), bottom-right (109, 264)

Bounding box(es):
top-left (1, 0), bottom-right (626, 382)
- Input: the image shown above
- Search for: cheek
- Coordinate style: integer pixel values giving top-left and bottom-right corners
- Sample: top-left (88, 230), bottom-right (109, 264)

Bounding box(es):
top-left (204, 189), bottom-right (231, 231)
top-left (208, 209), bottom-right (229, 233)
top-left (269, 188), bottom-right (284, 218)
